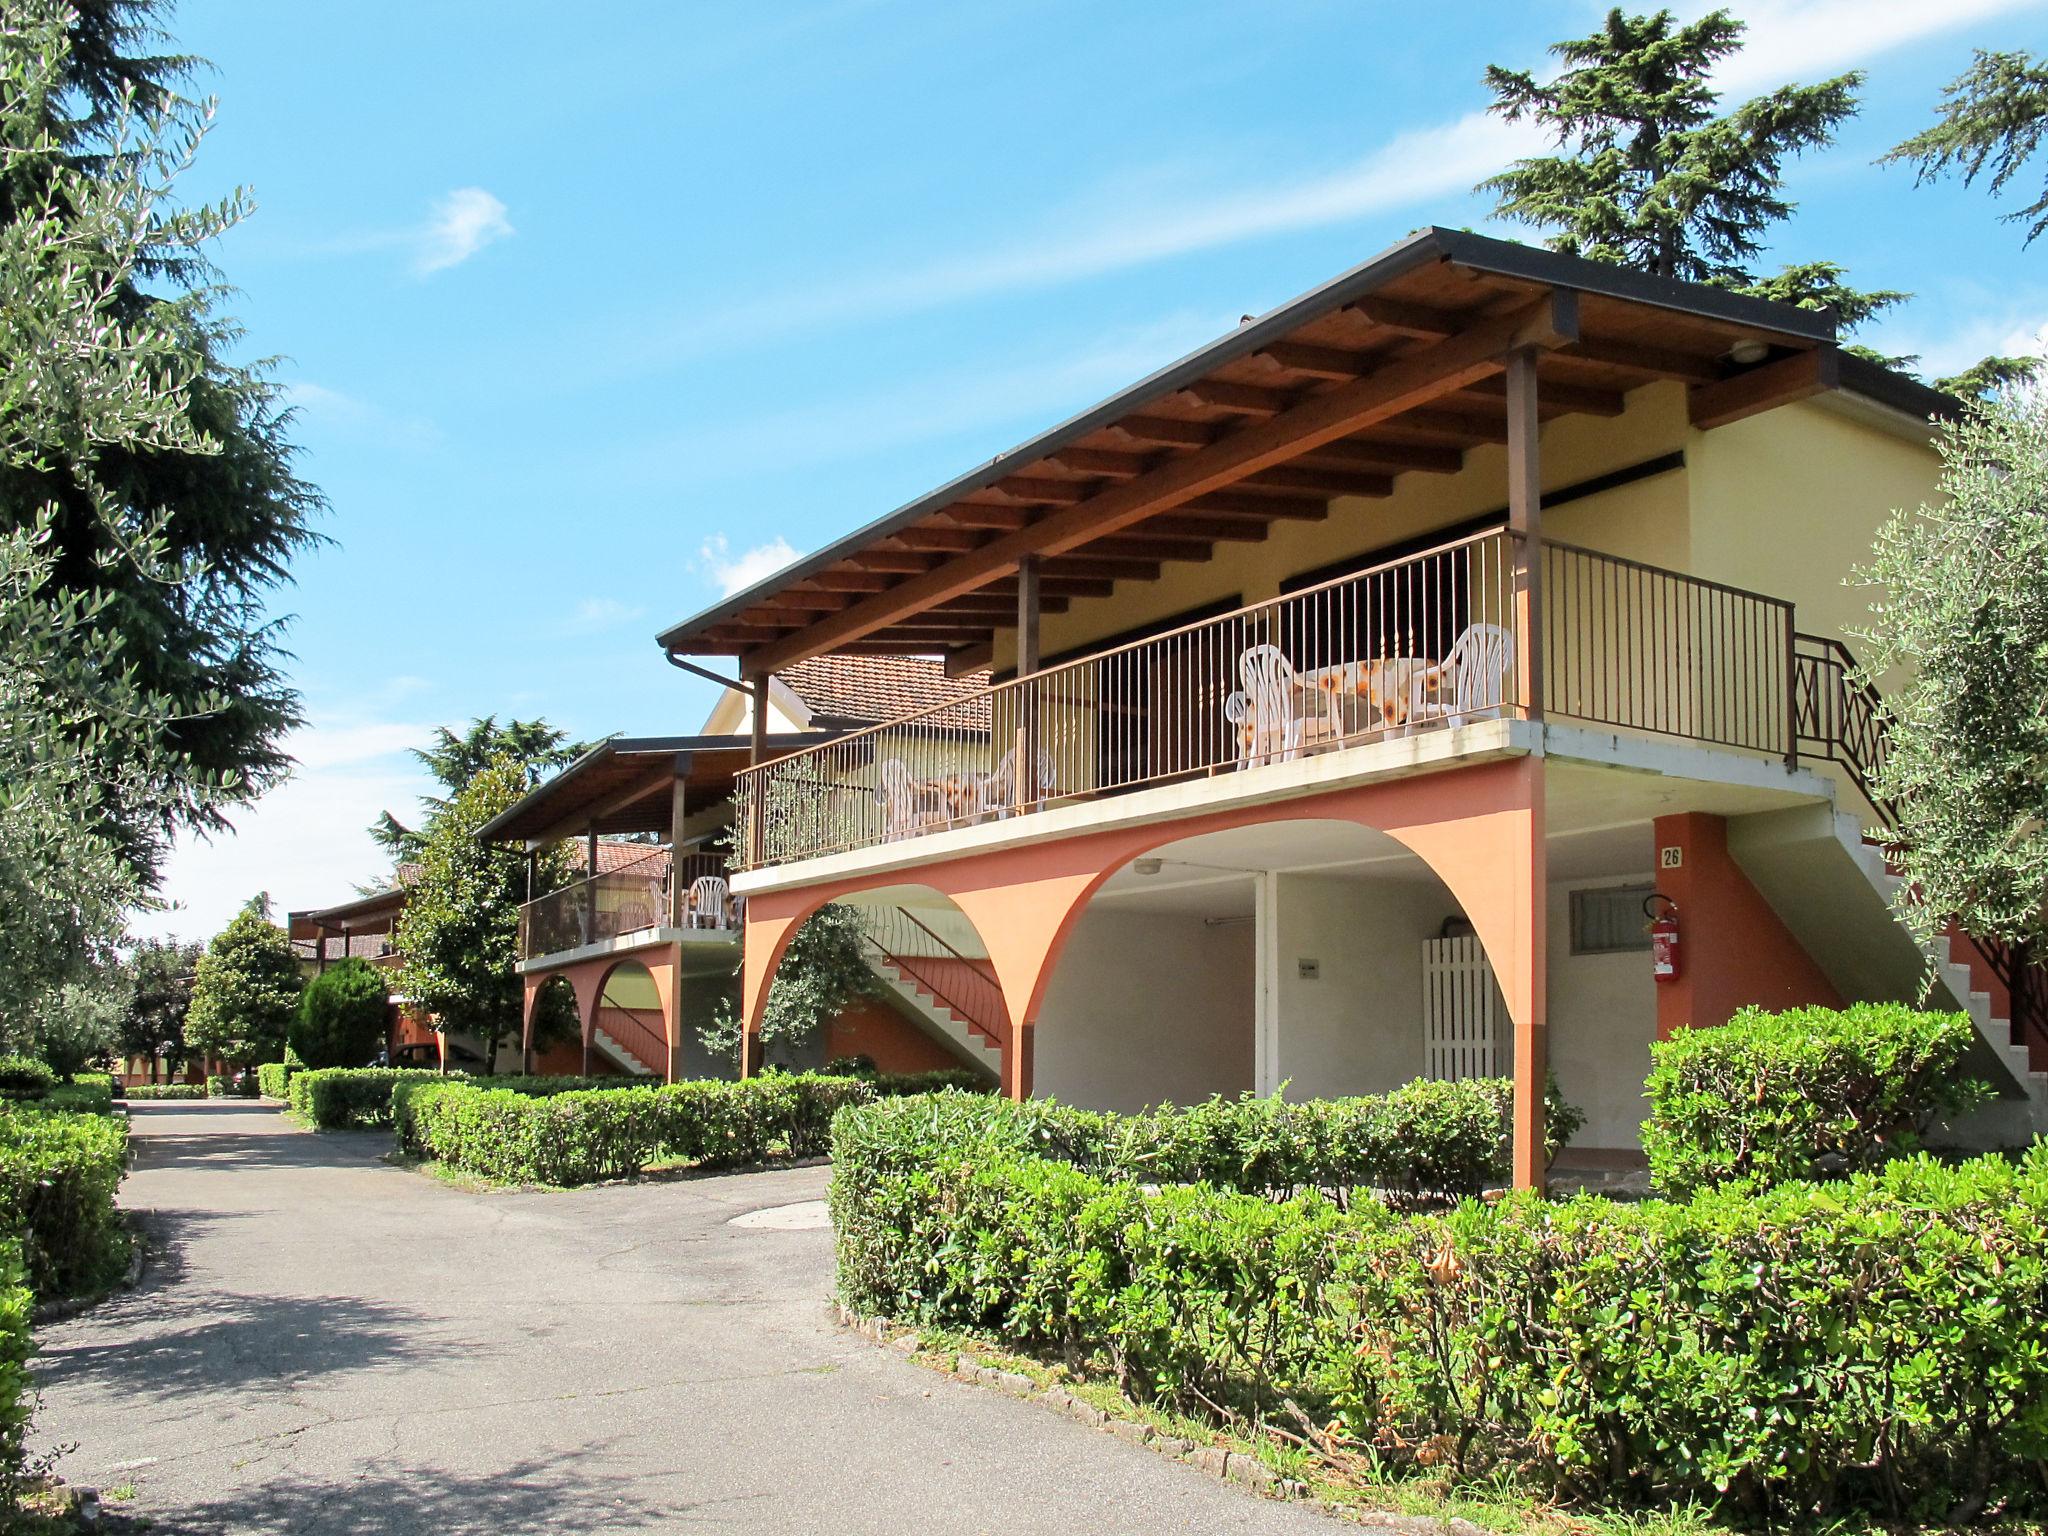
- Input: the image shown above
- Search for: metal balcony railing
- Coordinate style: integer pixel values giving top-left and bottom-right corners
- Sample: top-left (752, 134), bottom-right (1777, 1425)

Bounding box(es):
top-left (733, 530), bottom-right (1803, 871)
top-left (517, 848), bottom-right (731, 962)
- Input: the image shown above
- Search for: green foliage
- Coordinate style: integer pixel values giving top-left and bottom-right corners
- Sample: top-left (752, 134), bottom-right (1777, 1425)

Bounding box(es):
top-left (286, 1067), bottom-right (443, 1130)
top-left (185, 897), bottom-right (300, 1067)
top-left (1887, 48), bottom-right (2048, 245)
top-left (123, 1083), bottom-right (202, 1100)
top-left (23, 977), bottom-right (126, 1078)
top-left (0, 1059), bottom-right (53, 1102)
top-left (394, 1074), bottom-right (877, 1186)
top-left (371, 716), bottom-right (584, 862)
top-left (255, 1060), bottom-right (294, 1101)
top-left (43, 1078), bottom-right (113, 1116)
top-left (830, 1078), bottom-right (1580, 1208)
top-left (0, 0), bottom-right (320, 888)
top-left (394, 759), bottom-right (575, 1073)
top-left (1934, 351), bottom-right (2046, 402)
top-left (1856, 393), bottom-right (2048, 955)
top-left (834, 1123), bottom-right (2048, 1524)
top-left (115, 936), bottom-right (202, 1072)
top-left (700, 903), bottom-right (880, 1064)
top-left (1643, 1004), bottom-right (1990, 1195)
top-left (819, 1056), bottom-right (992, 1095)
top-left (0, 1101), bottom-right (129, 1297)
top-left (0, 1239), bottom-right (31, 1515)
top-left (1478, 7), bottom-right (1899, 335)
top-left (289, 958), bottom-right (389, 1069)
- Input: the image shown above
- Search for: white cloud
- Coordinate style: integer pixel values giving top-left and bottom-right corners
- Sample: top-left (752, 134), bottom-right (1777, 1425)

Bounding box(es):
top-left (1712, 0), bottom-right (2042, 92)
top-left (699, 535), bottom-right (801, 596)
top-left (560, 596), bottom-right (646, 634)
top-left (414, 187), bottom-right (513, 275)
top-left (283, 380), bottom-right (441, 450)
top-left (125, 712), bottom-right (438, 944)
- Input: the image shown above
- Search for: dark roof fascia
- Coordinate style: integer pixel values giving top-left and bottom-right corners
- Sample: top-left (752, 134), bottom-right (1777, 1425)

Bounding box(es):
top-left (653, 227), bottom-right (1845, 656)
top-left (1835, 350), bottom-right (1964, 423)
top-left (303, 888), bottom-right (407, 926)
top-left (474, 731), bottom-right (844, 845)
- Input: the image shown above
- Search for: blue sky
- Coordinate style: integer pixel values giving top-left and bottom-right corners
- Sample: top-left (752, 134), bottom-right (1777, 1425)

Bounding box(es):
top-left (139, 0), bottom-right (2048, 939)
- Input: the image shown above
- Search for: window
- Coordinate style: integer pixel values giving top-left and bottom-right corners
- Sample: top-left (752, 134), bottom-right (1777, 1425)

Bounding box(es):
top-left (1569, 884), bottom-right (1654, 955)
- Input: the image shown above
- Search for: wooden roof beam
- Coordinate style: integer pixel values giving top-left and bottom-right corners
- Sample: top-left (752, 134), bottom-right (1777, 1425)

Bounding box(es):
top-left (1051, 446), bottom-right (1153, 477)
top-left (887, 525), bottom-right (987, 554)
top-left (1381, 407), bottom-right (1510, 444)
top-left (1247, 466), bottom-right (1395, 498)
top-left (1137, 513), bottom-right (1270, 542)
top-left (937, 505), bottom-right (1032, 530)
top-left (1189, 491), bottom-right (1330, 519)
top-left (799, 569), bottom-right (895, 593)
top-left (737, 289), bottom-right (1579, 673)
top-left (1688, 346), bottom-right (1837, 430)
top-left (1104, 415), bottom-right (1217, 448)
top-left (1558, 337), bottom-right (1723, 385)
top-left (1178, 379), bottom-right (1296, 416)
top-left (1037, 556), bottom-right (1156, 582)
top-left (986, 475), bottom-right (1095, 505)
top-left (1296, 438), bottom-right (1463, 475)
top-left (1461, 373), bottom-right (1625, 418)
top-left (1346, 295), bottom-right (1460, 338)
top-left (1257, 341), bottom-right (1371, 380)
top-left (846, 550), bottom-right (938, 574)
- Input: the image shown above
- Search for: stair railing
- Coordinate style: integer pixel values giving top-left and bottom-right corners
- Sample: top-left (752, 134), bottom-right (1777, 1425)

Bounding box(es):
top-left (591, 1002), bottom-right (668, 1075)
top-left (1793, 632), bottom-right (2046, 1066)
top-left (854, 905), bottom-right (1006, 1047)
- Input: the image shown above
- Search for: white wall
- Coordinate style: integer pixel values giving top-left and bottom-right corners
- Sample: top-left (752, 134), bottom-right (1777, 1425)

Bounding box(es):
top-left (1546, 880), bottom-right (1658, 1150)
top-left (1035, 907), bottom-right (1253, 1111)
top-left (1271, 874), bottom-right (1448, 1098)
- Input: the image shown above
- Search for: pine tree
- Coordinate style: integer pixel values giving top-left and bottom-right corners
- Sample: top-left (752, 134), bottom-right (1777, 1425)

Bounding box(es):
top-left (0, 0), bottom-right (321, 882)
top-left (1886, 50), bottom-right (2048, 245)
top-left (1479, 9), bottom-right (1902, 331)
top-left (371, 717), bottom-right (585, 862)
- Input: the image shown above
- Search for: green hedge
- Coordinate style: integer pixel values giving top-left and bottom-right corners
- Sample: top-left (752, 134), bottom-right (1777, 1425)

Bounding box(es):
top-left (395, 1073), bottom-right (876, 1185)
top-left (834, 1119), bottom-right (2048, 1524)
top-left (1644, 1003), bottom-right (1991, 1195)
top-left (287, 1067), bottom-right (444, 1129)
top-left (44, 1078), bottom-right (114, 1116)
top-left (0, 1059), bottom-right (53, 1102)
top-left (831, 1078), bottom-right (1580, 1206)
top-left (256, 1060), bottom-right (293, 1100)
top-left (124, 1083), bottom-right (205, 1101)
top-left (0, 1241), bottom-right (29, 1506)
top-left (0, 1104), bottom-right (130, 1297)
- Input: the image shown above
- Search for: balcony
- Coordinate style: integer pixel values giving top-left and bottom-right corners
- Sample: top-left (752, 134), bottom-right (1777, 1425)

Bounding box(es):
top-left (732, 530), bottom-right (1864, 873)
top-left (517, 847), bottom-right (733, 964)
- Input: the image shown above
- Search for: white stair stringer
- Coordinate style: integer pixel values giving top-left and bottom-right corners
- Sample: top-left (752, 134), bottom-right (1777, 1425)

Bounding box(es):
top-left (863, 955), bottom-right (1003, 1078)
top-left (1726, 803), bottom-right (2048, 1145)
top-left (591, 1026), bottom-right (658, 1076)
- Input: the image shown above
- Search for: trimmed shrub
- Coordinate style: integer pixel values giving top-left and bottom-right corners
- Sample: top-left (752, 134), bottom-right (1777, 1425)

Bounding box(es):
top-left (0, 1059), bottom-right (53, 1102)
top-left (1644, 1003), bottom-right (1991, 1195)
top-left (870, 1069), bottom-right (994, 1097)
top-left (830, 1078), bottom-right (1580, 1206)
top-left (205, 1073), bottom-right (228, 1097)
top-left (44, 1078), bottom-right (114, 1116)
top-left (287, 1067), bottom-right (443, 1130)
top-left (395, 1073), bottom-right (876, 1186)
top-left (256, 1060), bottom-right (293, 1100)
top-left (0, 1104), bottom-right (130, 1297)
top-left (290, 958), bottom-right (389, 1068)
top-left (0, 1241), bottom-right (29, 1509)
top-left (833, 1125), bottom-right (2048, 1525)
top-left (124, 1083), bottom-right (205, 1101)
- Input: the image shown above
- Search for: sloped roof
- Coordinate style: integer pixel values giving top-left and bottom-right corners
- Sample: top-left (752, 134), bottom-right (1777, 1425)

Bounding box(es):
top-left (781, 654), bottom-right (992, 731)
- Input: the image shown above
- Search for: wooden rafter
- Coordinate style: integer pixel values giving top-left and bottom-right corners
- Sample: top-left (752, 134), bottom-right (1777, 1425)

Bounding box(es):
top-left (1688, 346), bottom-right (1837, 430)
top-left (1105, 415), bottom-right (1218, 448)
top-left (738, 290), bottom-right (1580, 674)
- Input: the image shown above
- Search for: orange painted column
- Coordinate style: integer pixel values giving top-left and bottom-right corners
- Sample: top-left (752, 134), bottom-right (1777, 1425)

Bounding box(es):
top-left (1650, 812), bottom-right (1840, 1037)
top-left (519, 974), bottom-right (541, 1074)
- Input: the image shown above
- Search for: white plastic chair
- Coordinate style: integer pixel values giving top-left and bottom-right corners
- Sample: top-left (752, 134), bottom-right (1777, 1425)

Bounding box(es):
top-left (1235, 644), bottom-right (1303, 767)
top-left (876, 758), bottom-right (944, 842)
top-left (685, 875), bottom-right (730, 929)
top-left (1408, 623), bottom-right (1514, 730)
top-left (1223, 691), bottom-right (1255, 767)
top-left (974, 746), bottom-right (1055, 818)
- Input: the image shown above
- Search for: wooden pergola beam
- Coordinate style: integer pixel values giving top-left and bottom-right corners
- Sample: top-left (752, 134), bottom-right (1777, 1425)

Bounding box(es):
top-left (738, 290), bottom-right (1580, 674)
top-left (1688, 346), bottom-right (1837, 430)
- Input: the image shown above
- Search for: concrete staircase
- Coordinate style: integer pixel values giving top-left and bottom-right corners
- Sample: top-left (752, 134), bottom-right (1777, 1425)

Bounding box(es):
top-left (1728, 803), bottom-right (2048, 1143)
top-left (864, 953), bottom-right (1004, 1077)
top-left (590, 1024), bottom-right (659, 1076)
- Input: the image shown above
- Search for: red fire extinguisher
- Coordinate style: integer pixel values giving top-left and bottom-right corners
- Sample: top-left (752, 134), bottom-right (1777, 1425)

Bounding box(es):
top-left (1645, 893), bottom-right (1680, 982)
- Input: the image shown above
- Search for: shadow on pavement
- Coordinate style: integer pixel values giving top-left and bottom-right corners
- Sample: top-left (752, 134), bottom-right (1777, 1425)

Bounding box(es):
top-left (128, 1447), bottom-right (711, 1535)
top-left (34, 1284), bottom-right (449, 1405)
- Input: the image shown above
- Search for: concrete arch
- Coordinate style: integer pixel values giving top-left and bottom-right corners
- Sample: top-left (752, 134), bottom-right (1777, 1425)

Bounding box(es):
top-left (740, 888), bottom-right (1010, 1078)
top-left (738, 756), bottom-right (1546, 1154)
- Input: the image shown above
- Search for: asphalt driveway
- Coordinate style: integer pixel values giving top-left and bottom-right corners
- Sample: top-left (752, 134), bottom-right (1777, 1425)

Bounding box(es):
top-left (32, 1101), bottom-right (1342, 1535)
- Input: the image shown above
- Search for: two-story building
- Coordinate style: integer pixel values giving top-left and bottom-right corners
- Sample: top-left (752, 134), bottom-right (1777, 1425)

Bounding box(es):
top-left (650, 226), bottom-right (2047, 1187)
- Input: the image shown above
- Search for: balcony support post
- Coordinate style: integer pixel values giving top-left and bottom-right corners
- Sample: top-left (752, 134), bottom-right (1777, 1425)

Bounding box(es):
top-left (1015, 555), bottom-right (1041, 812)
top-left (668, 770), bottom-right (689, 928)
top-left (1505, 345), bottom-right (1543, 721)
top-left (582, 825), bottom-right (597, 948)
top-left (1503, 347), bottom-right (1548, 1193)
top-left (749, 675), bottom-right (769, 764)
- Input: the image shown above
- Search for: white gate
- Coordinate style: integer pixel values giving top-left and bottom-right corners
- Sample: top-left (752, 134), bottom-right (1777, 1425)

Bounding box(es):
top-left (1422, 935), bottom-right (1500, 1081)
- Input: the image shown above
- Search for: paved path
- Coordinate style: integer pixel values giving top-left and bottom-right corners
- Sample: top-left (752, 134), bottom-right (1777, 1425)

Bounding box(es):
top-left (34, 1102), bottom-right (1340, 1534)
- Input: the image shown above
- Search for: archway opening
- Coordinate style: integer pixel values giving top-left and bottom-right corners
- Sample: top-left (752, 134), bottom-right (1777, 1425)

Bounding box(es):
top-left (592, 959), bottom-right (666, 1078)
top-left (527, 973), bottom-right (583, 1076)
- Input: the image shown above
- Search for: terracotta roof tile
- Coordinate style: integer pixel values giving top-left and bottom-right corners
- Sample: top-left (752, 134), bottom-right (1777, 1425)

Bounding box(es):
top-left (779, 654), bottom-right (991, 732)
